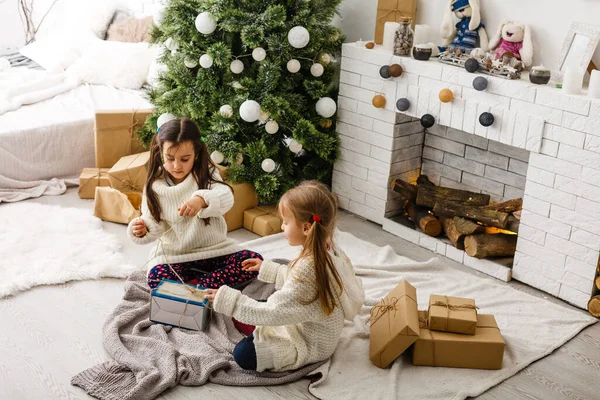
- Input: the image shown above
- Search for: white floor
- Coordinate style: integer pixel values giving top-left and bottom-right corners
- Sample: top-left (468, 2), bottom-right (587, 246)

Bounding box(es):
top-left (1, 189), bottom-right (598, 400)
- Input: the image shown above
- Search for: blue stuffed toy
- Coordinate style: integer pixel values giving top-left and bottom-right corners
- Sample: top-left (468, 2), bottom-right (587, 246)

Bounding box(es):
top-left (439, 0), bottom-right (488, 56)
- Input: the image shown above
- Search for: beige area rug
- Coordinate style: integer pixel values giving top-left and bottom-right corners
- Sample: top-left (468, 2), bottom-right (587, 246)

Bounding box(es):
top-left (245, 231), bottom-right (597, 400)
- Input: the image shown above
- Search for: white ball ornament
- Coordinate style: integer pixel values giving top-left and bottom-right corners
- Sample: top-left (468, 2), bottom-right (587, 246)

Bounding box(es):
top-left (320, 54), bottom-right (331, 64)
top-left (261, 158), bottom-right (276, 173)
top-left (230, 59), bottom-right (244, 74)
top-left (252, 47), bottom-right (266, 62)
top-left (195, 12), bottom-right (217, 34)
top-left (288, 26), bottom-right (310, 48)
top-left (315, 97), bottom-right (337, 118)
top-left (199, 54), bottom-right (213, 68)
top-left (164, 38), bottom-right (178, 51)
top-left (265, 120), bottom-right (279, 134)
top-left (288, 139), bottom-right (303, 153)
top-left (310, 63), bottom-right (324, 77)
top-left (157, 113), bottom-right (176, 129)
top-left (210, 150), bottom-right (225, 164)
top-left (219, 105), bottom-right (233, 118)
top-left (239, 100), bottom-right (261, 122)
top-left (184, 57), bottom-right (198, 68)
top-left (287, 59), bottom-right (301, 73)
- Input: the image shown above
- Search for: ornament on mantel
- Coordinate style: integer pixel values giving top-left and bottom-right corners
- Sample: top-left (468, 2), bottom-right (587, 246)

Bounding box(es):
top-left (184, 58), bottom-right (198, 68)
top-left (230, 59), bottom-right (244, 74)
top-left (287, 59), bottom-right (301, 73)
top-left (252, 47), bottom-right (266, 62)
top-left (479, 112), bottom-right (495, 127)
top-left (365, 42), bottom-right (375, 49)
top-left (288, 26), bottom-right (310, 48)
top-left (389, 64), bottom-right (403, 77)
top-left (396, 98), bottom-right (410, 112)
top-left (420, 114), bottom-right (435, 128)
top-left (439, 88), bottom-right (454, 103)
top-left (239, 100), bottom-right (261, 122)
top-left (210, 150), bottom-right (225, 164)
top-left (465, 58), bottom-right (479, 73)
top-left (261, 158), bottom-right (276, 173)
top-left (265, 120), bottom-right (279, 134)
top-left (473, 76), bottom-right (488, 91)
top-left (195, 12), bottom-right (217, 34)
top-left (157, 113), bottom-right (176, 129)
top-left (379, 65), bottom-right (391, 79)
top-left (219, 104), bottom-right (233, 118)
top-left (315, 97), bottom-right (337, 118)
top-left (310, 63), bottom-right (324, 77)
top-left (199, 54), bottom-right (213, 68)
top-left (372, 94), bottom-right (386, 108)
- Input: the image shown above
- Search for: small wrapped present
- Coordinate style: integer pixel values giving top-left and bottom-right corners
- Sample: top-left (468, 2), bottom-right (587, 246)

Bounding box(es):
top-left (243, 205), bottom-right (282, 237)
top-left (374, 0), bottom-right (418, 44)
top-left (78, 168), bottom-right (110, 199)
top-left (108, 151), bottom-right (150, 193)
top-left (413, 310), bottom-right (505, 369)
top-left (94, 109), bottom-right (152, 168)
top-left (369, 280), bottom-right (420, 368)
top-left (427, 294), bottom-right (478, 335)
top-left (150, 280), bottom-right (210, 331)
top-left (216, 166), bottom-right (260, 232)
top-left (93, 187), bottom-right (141, 224)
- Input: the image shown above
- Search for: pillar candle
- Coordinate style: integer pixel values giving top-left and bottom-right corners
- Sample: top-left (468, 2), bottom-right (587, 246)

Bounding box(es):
top-left (414, 25), bottom-right (431, 46)
top-left (383, 22), bottom-right (400, 52)
top-left (562, 67), bottom-right (584, 95)
top-left (588, 69), bottom-right (600, 99)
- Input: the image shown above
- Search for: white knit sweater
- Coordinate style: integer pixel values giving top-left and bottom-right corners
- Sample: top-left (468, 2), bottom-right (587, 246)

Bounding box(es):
top-left (213, 246), bottom-right (365, 372)
top-left (127, 170), bottom-right (240, 269)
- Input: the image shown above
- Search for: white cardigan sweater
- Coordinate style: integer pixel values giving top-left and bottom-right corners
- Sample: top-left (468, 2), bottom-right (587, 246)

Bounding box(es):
top-left (213, 247), bottom-right (365, 372)
top-left (127, 170), bottom-right (240, 269)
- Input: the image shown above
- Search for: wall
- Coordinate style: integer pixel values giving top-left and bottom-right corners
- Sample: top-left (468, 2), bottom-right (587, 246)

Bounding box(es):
top-left (0, 1), bottom-right (26, 47)
top-left (336, 0), bottom-right (600, 70)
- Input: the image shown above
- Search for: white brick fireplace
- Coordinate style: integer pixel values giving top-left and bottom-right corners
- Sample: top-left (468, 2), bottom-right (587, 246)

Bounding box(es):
top-left (332, 43), bottom-right (600, 309)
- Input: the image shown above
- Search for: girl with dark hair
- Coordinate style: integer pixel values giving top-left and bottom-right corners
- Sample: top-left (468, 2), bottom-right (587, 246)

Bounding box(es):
top-left (128, 118), bottom-right (261, 289)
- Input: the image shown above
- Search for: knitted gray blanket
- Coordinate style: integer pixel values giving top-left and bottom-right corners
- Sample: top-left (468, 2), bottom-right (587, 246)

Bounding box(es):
top-left (71, 268), bottom-right (323, 400)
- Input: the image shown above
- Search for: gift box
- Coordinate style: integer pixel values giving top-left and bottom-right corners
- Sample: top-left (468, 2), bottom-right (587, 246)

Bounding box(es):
top-left (413, 310), bottom-right (505, 369)
top-left (150, 280), bottom-right (210, 331)
top-left (374, 0), bottom-right (418, 44)
top-left (428, 294), bottom-right (477, 335)
top-left (215, 166), bottom-right (260, 232)
top-left (243, 205), bottom-right (282, 237)
top-left (95, 109), bottom-right (152, 168)
top-left (369, 280), bottom-right (420, 368)
top-left (93, 187), bottom-right (141, 224)
top-left (108, 151), bottom-right (150, 193)
top-left (78, 168), bottom-right (110, 199)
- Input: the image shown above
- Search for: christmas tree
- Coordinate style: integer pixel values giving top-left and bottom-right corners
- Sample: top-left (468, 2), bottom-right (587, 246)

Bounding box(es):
top-left (140, 0), bottom-right (344, 203)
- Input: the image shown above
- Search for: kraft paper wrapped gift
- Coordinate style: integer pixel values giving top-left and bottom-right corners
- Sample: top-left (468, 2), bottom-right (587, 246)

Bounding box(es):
top-left (428, 294), bottom-right (478, 335)
top-left (369, 280), bottom-right (420, 368)
top-left (374, 0), bottom-right (418, 44)
top-left (93, 187), bottom-right (141, 224)
top-left (243, 205), bottom-right (282, 237)
top-left (413, 310), bottom-right (505, 369)
top-left (78, 168), bottom-right (110, 199)
top-left (108, 151), bottom-right (150, 193)
top-left (215, 165), bottom-right (259, 231)
top-left (94, 109), bottom-right (152, 168)
top-left (150, 280), bottom-right (210, 331)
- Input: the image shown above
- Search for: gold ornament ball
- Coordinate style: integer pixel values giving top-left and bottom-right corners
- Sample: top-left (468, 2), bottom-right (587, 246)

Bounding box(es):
top-left (320, 119), bottom-right (332, 129)
top-left (439, 88), bottom-right (454, 103)
top-left (365, 42), bottom-right (375, 49)
top-left (372, 95), bottom-right (386, 109)
top-left (389, 64), bottom-right (403, 77)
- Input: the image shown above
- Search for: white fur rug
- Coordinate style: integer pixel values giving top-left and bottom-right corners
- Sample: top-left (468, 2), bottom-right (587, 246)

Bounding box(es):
top-left (245, 231), bottom-right (597, 400)
top-left (0, 202), bottom-right (139, 298)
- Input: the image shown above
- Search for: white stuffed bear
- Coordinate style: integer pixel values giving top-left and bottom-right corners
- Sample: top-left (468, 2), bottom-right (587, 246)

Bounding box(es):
top-left (440, 0), bottom-right (488, 57)
top-left (488, 20), bottom-right (533, 67)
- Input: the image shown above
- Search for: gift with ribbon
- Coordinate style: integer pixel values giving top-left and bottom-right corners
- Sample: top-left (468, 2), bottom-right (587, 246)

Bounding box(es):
top-left (78, 168), bottom-right (110, 199)
top-left (108, 151), bottom-right (150, 194)
top-left (427, 294), bottom-right (478, 335)
top-left (150, 279), bottom-right (211, 331)
top-left (243, 205), bottom-right (282, 237)
top-left (413, 310), bottom-right (505, 369)
top-left (369, 280), bottom-right (420, 368)
top-left (93, 186), bottom-right (142, 224)
top-left (374, 0), bottom-right (418, 44)
top-left (94, 109), bottom-right (152, 168)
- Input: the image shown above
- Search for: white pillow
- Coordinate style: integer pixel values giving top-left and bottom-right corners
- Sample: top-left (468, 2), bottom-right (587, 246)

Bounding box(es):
top-left (66, 40), bottom-right (158, 89)
top-left (19, 35), bottom-right (92, 72)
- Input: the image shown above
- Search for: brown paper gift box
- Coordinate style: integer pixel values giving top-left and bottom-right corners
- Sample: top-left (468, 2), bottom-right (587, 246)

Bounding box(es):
top-left (374, 0), bottom-right (418, 44)
top-left (428, 294), bottom-right (477, 335)
top-left (78, 168), bottom-right (110, 199)
top-left (413, 311), bottom-right (505, 370)
top-left (369, 280), bottom-right (420, 368)
top-left (243, 206), bottom-right (282, 237)
top-left (108, 151), bottom-right (150, 193)
top-left (93, 187), bottom-right (142, 224)
top-left (214, 166), bottom-right (259, 232)
top-left (95, 109), bottom-right (152, 168)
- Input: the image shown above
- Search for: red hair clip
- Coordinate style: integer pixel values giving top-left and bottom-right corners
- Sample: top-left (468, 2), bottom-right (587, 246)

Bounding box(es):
top-left (312, 215), bottom-right (322, 222)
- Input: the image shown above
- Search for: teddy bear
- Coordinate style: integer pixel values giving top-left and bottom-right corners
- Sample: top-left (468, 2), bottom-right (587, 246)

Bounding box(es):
top-left (488, 20), bottom-right (533, 67)
top-left (440, 0), bottom-right (488, 57)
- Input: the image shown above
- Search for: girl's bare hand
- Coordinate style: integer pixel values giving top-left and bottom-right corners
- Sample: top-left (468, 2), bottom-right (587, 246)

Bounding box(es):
top-left (241, 258), bottom-right (263, 272)
top-left (204, 288), bottom-right (217, 302)
top-left (132, 218), bottom-right (147, 237)
top-left (179, 195), bottom-right (208, 217)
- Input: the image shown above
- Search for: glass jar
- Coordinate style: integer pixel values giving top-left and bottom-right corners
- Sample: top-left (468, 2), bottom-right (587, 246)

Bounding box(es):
top-left (529, 66), bottom-right (551, 85)
top-left (393, 17), bottom-right (414, 57)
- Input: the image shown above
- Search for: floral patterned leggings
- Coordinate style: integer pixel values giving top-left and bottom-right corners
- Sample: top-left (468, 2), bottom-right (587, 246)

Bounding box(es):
top-left (147, 250), bottom-right (262, 289)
